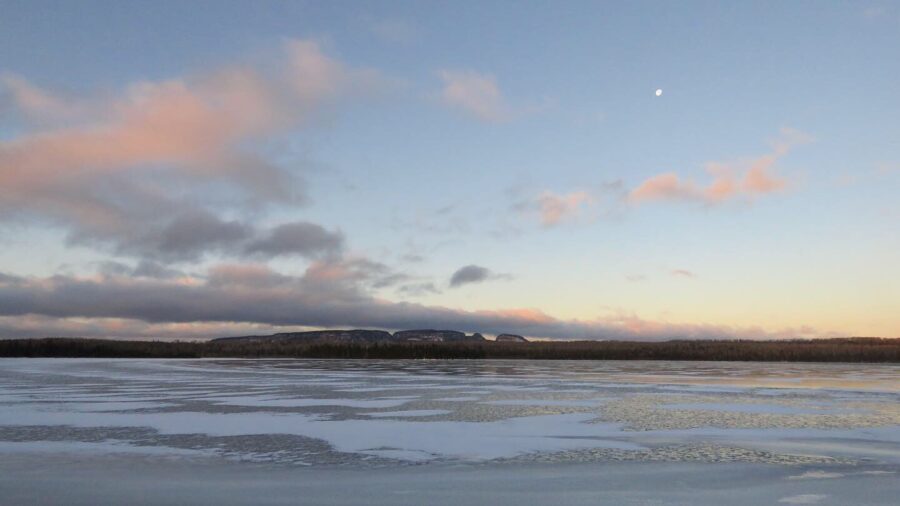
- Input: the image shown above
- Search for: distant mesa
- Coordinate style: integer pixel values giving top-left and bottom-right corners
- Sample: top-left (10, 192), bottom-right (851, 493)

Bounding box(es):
top-left (213, 329), bottom-right (489, 343)
top-left (495, 333), bottom-right (528, 343)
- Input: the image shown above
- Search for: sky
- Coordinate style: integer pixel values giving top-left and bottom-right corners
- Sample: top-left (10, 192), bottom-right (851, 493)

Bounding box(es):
top-left (0, 0), bottom-right (898, 340)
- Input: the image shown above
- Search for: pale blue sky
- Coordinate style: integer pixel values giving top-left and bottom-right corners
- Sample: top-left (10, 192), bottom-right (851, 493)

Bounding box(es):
top-left (0, 1), bottom-right (897, 338)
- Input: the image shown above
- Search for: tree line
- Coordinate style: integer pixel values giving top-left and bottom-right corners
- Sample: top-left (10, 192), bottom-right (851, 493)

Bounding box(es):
top-left (0, 337), bottom-right (898, 362)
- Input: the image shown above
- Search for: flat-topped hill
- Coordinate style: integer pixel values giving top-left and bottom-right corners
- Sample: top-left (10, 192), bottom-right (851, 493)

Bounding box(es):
top-left (214, 329), bottom-right (488, 343)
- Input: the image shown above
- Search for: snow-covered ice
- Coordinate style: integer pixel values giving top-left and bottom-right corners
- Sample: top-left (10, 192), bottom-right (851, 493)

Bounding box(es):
top-left (0, 358), bottom-right (897, 504)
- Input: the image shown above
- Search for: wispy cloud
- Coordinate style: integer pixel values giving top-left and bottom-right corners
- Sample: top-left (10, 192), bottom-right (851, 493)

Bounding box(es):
top-left (535, 191), bottom-right (592, 226)
top-left (670, 269), bottom-right (696, 279)
top-left (512, 182), bottom-right (625, 228)
top-left (437, 70), bottom-right (510, 122)
top-left (396, 282), bottom-right (441, 297)
top-left (0, 74), bottom-right (91, 124)
top-left (629, 128), bottom-right (813, 206)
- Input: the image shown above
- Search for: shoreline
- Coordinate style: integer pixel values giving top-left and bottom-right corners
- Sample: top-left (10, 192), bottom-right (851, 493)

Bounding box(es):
top-left (1, 337), bottom-right (898, 362)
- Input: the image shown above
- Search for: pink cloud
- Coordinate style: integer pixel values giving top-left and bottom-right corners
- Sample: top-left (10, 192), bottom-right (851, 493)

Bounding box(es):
top-left (629, 173), bottom-right (702, 203)
top-left (628, 128), bottom-right (812, 206)
top-left (536, 190), bottom-right (592, 226)
top-left (0, 40), bottom-right (356, 195)
top-left (742, 155), bottom-right (785, 193)
top-left (0, 40), bottom-right (378, 260)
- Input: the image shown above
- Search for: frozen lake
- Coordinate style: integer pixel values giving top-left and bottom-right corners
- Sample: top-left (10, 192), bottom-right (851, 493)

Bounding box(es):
top-left (1, 358), bottom-right (898, 504)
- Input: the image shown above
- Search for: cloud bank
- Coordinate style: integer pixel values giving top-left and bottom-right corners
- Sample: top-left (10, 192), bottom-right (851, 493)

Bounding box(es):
top-left (0, 266), bottom-right (821, 340)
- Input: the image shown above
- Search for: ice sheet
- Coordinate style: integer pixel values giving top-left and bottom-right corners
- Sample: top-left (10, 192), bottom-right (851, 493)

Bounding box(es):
top-left (1, 358), bottom-right (897, 468)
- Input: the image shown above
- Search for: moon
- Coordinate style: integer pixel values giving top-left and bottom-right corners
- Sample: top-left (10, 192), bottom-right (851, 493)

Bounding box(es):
top-left (655, 89), bottom-right (663, 97)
